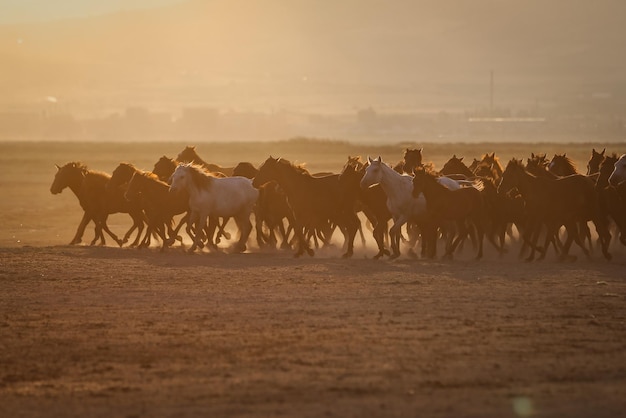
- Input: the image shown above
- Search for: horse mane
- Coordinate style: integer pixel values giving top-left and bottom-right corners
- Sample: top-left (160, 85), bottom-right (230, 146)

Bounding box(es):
top-left (178, 146), bottom-right (207, 165)
top-left (61, 161), bottom-right (88, 172)
top-left (552, 154), bottom-right (577, 172)
top-left (138, 170), bottom-right (165, 183)
top-left (276, 157), bottom-right (311, 175)
top-left (184, 163), bottom-right (217, 190)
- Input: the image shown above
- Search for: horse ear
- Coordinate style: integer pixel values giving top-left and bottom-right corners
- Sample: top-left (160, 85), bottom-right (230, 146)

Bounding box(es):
top-left (367, 156), bottom-right (373, 163)
top-left (377, 156), bottom-right (382, 162)
top-left (55, 164), bottom-right (60, 170)
top-left (459, 157), bottom-right (464, 162)
top-left (419, 148), bottom-right (423, 152)
top-left (601, 148), bottom-right (606, 155)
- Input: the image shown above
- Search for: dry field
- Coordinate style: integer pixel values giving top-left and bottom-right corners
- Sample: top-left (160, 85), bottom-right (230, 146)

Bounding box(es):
top-left (1, 140), bottom-right (625, 417)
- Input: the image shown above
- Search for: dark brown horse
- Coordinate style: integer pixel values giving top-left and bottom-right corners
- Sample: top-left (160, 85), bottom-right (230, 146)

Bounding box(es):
top-left (499, 159), bottom-right (611, 261)
top-left (105, 162), bottom-right (150, 246)
top-left (473, 152), bottom-right (504, 183)
top-left (393, 148), bottom-right (423, 174)
top-left (587, 148), bottom-right (606, 176)
top-left (50, 162), bottom-right (142, 246)
top-left (252, 156), bottom-right (360, 258)
top-left (412, 168), bottom-right (485, 259)
top-left (125, 171), bottom-right (189, 250)
top-left (232, 162), bottom-right (259, 179)
top-left (440, 155), bottom-right (474, 179)
top-left (548, 153), bottom-right (578, 177)
top-left (339, 156), bottom-right (392, 259)
top-left (177, 146), bottom-right (234, 176)
top-left (254, 180), bottom-right (294, 250)
top-left (152, 156), bottom-right (179, 182)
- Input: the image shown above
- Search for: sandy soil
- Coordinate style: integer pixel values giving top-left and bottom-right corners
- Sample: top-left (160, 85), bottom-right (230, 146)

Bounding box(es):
top-left (1, 240), bottom-right (625, 418)
top-left (1, 141), bottom-right (625, 417)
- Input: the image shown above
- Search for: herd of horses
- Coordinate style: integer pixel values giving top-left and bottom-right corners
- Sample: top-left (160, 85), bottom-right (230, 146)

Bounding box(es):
top-left (50, 145), bottom-right (626, 261)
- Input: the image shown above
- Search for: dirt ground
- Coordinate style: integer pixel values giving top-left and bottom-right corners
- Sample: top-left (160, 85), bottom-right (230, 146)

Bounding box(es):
top-left (1, 141), bottom-right (626, 417)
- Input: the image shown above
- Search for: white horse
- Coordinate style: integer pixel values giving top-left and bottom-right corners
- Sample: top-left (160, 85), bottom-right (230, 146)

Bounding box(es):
top-left (360, 156), bottom-right (461, 259)
top-left (608, 154), bottom-right (626, 186)
top-left (169, 163), bottom-right (258, 253)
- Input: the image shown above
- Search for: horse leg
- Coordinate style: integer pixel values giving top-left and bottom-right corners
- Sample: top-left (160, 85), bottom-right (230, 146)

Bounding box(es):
top-left (124, 211), bottom-right (145, 247)
top-left (188, 212), bottom-right (203, 253)
top-left (372, 220), bottom-right (390, 259)
top-left (206, 216), bottom-right (220, 251)
top-left (232, 213), bottom-right (252, 253)
top-left (389, 217), bottom-right (407, 259)
top-left (562, 222), bottom-right (587, 261)
top-left (341, 213), bottom-right (359, 259)
top-left (215, 217), bottom-right (231, 244)
top-left (70, 212), bottom-right (91, 245)
top-left (592, 215), bottom-right (613, 261)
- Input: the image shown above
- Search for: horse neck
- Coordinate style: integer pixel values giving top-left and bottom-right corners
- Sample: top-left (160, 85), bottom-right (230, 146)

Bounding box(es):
top-left (272, 164), bottom-right (307, 193)
top-left (142, 175), bottom-right (168, 198)
top-left (376, 164), bottom-right (410, 198)
top-left (418, 176), bottom-right (447, 202)
top-left (67, 169), bottom-right (87, 197)
top-left (511, 169), bottom-right (541, 199)
top-left (597, 160), bottom-right (617, 188)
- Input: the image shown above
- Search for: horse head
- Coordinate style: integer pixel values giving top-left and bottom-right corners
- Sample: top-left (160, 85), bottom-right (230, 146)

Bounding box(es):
top-left (50, 162), bottom-right (87, 194)
top-left (609, 154), bottom-right (626, 186)
top-left (498, 159), bottom-right (525, 195)
top-left (360, 156), bottom-right (385, 189)
top-left (587, 148), bottom-right (606, 175)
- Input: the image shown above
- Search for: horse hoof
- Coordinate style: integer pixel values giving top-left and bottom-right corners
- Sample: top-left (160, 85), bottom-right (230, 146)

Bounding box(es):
top-left (389, 253), bottom-right (400, 260)
top-left (341, 252), bottom-right (353, 259)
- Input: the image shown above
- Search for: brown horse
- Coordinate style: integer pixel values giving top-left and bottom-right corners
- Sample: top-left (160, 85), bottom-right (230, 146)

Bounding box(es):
top-left (50, 162), bottom-right (141, 246)
top-left (177, 146), bottom-right (234, 176)
top-left (125, 171), bottom-right (189, 250)
top-left (440, 155), bottom-right (474, 179)
top-left (548, 153), bottom-right (578, 177)
top-left (339, 156), bottom-right (392, 259)
top-left (499, 159), bottom-right (611, 261)
top-left (232, 162), bottom-right (259, 179)
top-left (587, 148), bottom-right (606, 175)
top-left (473, 152), bottom-right (504, 183)
top-left (105, 162), bottom-right (150, 246)
top-left (252, 156), bottom-right (360, 258)
top-left (393, 148), bottom-right (423, 174)
top-left (412, 168), bottom-right (485, 259)
top-left (152, 156), bottom-right (179, 182)
top-left (254, 180), bottom-right (294, 250)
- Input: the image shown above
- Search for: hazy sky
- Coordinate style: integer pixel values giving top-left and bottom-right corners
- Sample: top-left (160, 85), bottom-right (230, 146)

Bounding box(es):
top-left (0, 0), bottom-right (184, 23)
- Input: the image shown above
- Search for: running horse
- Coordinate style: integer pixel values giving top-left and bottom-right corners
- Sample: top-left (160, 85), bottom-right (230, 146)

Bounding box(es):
top-left (360, 156), bottom-right (461, 259)
top-left (176, 146), bottom-right (235, 176)
top-left (169, 163), bottom-right (258, 253)
top-left (50, 162), bottom-right (141, 246)
top-left (339, 156), bottom-right (392, 259)
top-left (440, 155), bottom-right (474, 179)
top-left (498, 159), bottom-right (612, 261)
top-left (252, 156), bottom-right (360, 258)
top-left (587, 148), bottom-right (606, 175)
top-left (393, 148), bottom-right (423, 174)
top-left (412, 168), bottom-right (486, 259)
top-left (548, 153), bottom-right (578, 177)
top-left (608, 154), bottom-right (626, 186)
top-left (125, 171), bottom-right (189, 250)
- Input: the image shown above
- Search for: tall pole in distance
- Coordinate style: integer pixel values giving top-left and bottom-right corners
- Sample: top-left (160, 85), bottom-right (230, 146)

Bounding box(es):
top-left (490, 70), bottom-right (494, 115)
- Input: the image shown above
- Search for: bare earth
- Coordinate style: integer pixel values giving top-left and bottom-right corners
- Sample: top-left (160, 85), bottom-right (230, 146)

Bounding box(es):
top-left (1, 141), bottom-right (625, 417)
